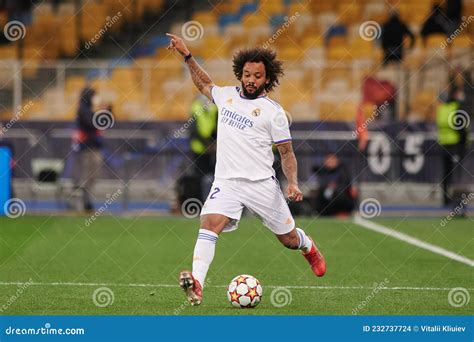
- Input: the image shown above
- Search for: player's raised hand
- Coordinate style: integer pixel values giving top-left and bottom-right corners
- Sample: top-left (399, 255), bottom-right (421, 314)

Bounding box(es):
top-left (166, 33), bottom-right (190, 56)
top-left (287, 183), bottom-right (303, 202)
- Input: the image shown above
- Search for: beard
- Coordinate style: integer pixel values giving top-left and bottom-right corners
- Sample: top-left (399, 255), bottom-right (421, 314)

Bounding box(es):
top-left (241, 82), bottom-right (266, 99)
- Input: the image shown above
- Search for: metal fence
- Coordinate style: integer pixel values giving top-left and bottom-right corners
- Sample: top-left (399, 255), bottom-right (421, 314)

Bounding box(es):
top-left (2, 122), bottom-right (473, 186)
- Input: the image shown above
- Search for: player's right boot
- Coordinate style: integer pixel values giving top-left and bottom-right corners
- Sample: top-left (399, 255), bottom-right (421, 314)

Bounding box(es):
top-left (179, 270), bottom-right (202, 306)
top-left (302, 239), bottom-right (326, 277)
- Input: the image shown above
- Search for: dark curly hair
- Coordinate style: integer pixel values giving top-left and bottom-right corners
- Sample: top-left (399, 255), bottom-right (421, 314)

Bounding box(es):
top-left (232, 48), bottom-right (284, 92)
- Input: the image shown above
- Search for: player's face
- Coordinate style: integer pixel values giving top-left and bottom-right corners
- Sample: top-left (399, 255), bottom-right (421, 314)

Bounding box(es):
top-left (241, 62), bottom-right (269, 99)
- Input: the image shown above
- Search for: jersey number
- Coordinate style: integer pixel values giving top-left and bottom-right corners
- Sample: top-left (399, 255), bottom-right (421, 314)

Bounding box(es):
top-left (210, 187), bottom-right (220, 199)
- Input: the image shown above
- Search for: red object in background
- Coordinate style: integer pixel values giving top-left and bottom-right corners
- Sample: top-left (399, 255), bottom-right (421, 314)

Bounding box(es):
top-left (362, 76), bottom-right (396, 105)
top-left (355, 77), bottom-right (397, 151)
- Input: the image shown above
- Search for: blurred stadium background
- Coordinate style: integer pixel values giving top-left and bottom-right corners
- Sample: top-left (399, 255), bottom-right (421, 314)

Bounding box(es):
top-left (0, 0), bottom-right (472, 216)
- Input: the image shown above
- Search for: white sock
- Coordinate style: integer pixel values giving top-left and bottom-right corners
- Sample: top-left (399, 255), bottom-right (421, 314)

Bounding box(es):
top-left (192, 229), bottom-right (218, 287)
top-left (296, 227), bottom-right (313, 253)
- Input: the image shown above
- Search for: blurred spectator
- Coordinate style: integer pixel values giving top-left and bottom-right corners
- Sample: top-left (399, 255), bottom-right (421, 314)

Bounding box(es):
top-left (176, 94), bottom-right (218, 207)
top-left (436, 71), bottom-right (470, 208)
top-left (310, 154), bottom-right (357, 216)
top-left (2, 0), bottom-right (32, 24)
top-left (72, 87), bottom-right (105, 211)
top-left (445, 0), bottom-right (463, 35)
top-left (421, 3), bottom-right (448, 44)
top-left (381, 10), bottom-right (415, 65)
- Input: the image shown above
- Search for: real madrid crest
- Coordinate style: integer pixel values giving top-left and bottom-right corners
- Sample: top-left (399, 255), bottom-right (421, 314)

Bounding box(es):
top-left (251, 108), bottom-right (261, 117)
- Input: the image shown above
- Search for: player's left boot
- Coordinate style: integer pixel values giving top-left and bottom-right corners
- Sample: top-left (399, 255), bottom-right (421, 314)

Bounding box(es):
top-left (179, 270), bottom-right (202, 306)
top-left (302, 239), bottom-right (326, 277)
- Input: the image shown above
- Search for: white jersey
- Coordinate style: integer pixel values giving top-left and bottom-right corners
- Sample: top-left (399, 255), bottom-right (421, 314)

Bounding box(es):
top-left (210, 85), bottom-right (291, 181)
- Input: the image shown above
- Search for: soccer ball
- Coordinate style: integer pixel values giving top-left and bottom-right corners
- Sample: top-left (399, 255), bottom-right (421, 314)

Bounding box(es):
top-left (227, 274), bottom-right (263, 308)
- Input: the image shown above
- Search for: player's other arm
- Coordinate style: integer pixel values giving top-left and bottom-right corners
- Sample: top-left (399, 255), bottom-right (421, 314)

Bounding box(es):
top-left (276, 141), bottom-right (303, 202)
top-left (166, 33), bottom-right (214, 101)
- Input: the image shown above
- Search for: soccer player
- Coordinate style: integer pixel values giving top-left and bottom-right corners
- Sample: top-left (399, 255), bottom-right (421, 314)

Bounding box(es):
top-left (167, 33), bottom-right (326, 306)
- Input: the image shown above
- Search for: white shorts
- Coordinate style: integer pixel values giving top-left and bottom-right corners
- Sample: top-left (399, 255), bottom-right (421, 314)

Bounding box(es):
top-left (200, 176), bottom-right (295, 235)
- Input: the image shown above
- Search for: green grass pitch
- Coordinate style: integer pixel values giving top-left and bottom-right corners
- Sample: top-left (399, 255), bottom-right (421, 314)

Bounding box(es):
top-left (0, 216), bottom-right (472, 315)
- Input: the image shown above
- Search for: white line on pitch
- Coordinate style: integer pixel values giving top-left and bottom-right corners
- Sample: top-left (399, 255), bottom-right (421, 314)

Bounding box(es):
top-left (0, 281), bottom-right (471, 291)
top-left (353, 215), bottom-right (474, 267)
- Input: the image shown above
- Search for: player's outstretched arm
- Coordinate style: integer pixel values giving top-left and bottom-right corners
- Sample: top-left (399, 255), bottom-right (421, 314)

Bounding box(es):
top-left (166, 33), bottom-right (214, 101)
top-left (277, 141), bottom-right (303, 202)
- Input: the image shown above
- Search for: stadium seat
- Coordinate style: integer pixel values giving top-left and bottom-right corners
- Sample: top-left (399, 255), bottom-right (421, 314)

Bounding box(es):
top-left (193, 11), bottom-right (218, 26)
top-left (278, 46), bottom-right (304, 61)
top-left (350, 39), bottom-right (374, 59)
top-left (309, 2), bottom-right (334, 14)
top-left (0, 45), bottom-right (18, 59)
top-left (426, 34), bottom-right (448, 49)
top-left (197, 36), bottom-right (229, 59)
top-left (241, 13), bottom-right (269, 27)
top-left (259, 1), bottom-right (286, 16)
top-left (327, 46), bottom-right (352, 61)
top-left (319, 100), bottom-right (358, 121)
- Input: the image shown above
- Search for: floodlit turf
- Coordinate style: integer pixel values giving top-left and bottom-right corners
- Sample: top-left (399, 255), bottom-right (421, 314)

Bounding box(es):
top-left (0, 216), bottom-right (472, 315)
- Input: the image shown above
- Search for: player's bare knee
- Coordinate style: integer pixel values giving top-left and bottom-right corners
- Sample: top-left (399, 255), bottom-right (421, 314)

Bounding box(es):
top-left (200, 214), bottom-right (229, 235)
